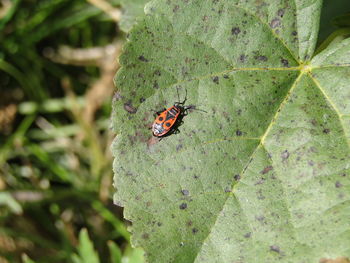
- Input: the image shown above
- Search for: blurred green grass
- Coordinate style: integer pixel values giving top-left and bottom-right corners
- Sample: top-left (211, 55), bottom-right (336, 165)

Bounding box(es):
top-left (0, 0), bottom-right (349, 262)
top-left (0, 0), bottom-right (143, 262)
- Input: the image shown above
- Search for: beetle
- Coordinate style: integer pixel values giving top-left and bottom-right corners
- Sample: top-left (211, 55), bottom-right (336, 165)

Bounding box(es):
top-left (152, 89), bottom-right (200, 137)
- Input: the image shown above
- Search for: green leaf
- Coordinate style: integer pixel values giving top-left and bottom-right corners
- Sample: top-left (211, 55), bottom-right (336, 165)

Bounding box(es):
top-left (108, 241), bottom-right (122, 263)
top-left (72, 228), bottom-right (100, 263)
top-left (21, 254), bottom-right (36, 263)
top-left (119, 0), bottom-right (150, 32)
top-left (0, 192), bottom-right (22, 215)
top-left (122, 246), bottom-right (145, 263)
top-left (112, 0), bottom-right (350, 262)
top-left (92, 201), bottom-right (130, 241)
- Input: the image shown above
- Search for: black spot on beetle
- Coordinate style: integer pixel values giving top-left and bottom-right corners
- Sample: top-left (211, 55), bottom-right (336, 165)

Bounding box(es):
top-left (270, 245), bottom-right (281, 253)
top-left (124, 101), bottom-right (137, 114)
top-left (192, 228), bottom-right (198, 234)
top-left (281, 59), bottom-right (289, 67)
top-left (212, 76), bottom-right (219, 84)
top-left (270, 18), bottom-right (281, 28)
top-left (231, 27), bottom-right (241, 35)
top-left (179, 203), bottom-right (187, 210)
top-left (138, 55), bottom-right (149, 62)
top-left (181, 189), bottom-right (189, 196)
top-left (236, 129), bottom-right (242, 136)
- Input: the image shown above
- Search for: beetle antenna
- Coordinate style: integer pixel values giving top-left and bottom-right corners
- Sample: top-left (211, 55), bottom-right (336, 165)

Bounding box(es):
top-left (183, 88), bottom-right (187, 104)
top-left (184, 105), bottom-right (207, 113)
top-left (176, 87), bottom-right (180, 102)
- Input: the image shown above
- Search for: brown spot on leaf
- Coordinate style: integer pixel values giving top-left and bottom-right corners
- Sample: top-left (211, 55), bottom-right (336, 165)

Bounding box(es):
top-left (153, 70), bottom-right (161, 76)
top-left (124, 101), bottom-right (137, 114)
top-left (147, 137), bottom-right (160, 147)
top-left (281, 150), bottom-right (289, 160)
top-left (231, 27), bottom-right (241, 35)
top-left (176, 144), bottom-right (183, 151)
top-left (261, 166), bottom-right (273, 174)
top-left (270, 18), bottom-right (281, 28)
top-left (277, 9), bottom-right (285, 17)
top-left (212, 76), bottom-right (219, 84)
top-left (256, 215), bottom-right (265, 222)
top-left (153, 81), bottom-right (159, 89)
top-left (335, 181), bottom-right (343, 188)
top-left (181, 189), bottom-right (189, 196)
top-left (270, 245), bottom-right (281, 253)
top-left (138, 55), bottom-right (149, 62)
top-left (281, 59), bottom-right (289, 67)
top-left (179, 203), bottom-right (187, 210)
top-left (255, 55), bottom-right (268, 61)
top-left (239, 54), bottom-right (247, 62)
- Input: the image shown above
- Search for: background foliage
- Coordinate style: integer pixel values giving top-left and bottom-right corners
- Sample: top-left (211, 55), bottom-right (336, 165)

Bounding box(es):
top-left (0, 0), bottom-right (145, 262)
top-left (0, 0), bottom-right (350, 263)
